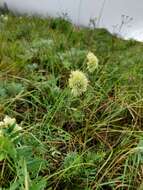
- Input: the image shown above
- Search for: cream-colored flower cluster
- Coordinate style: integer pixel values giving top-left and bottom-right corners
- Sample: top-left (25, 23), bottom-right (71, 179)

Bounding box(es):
top-left (68, 52), bottom-right (99, 96)
top-left (69, 70), bottom-right (88, 97)
top-left (0, 115), bottom-right (22, 137)
top-left (86, 52), bottom-right (99, 73)
top-left (1, 14), bottom-right (8, 21)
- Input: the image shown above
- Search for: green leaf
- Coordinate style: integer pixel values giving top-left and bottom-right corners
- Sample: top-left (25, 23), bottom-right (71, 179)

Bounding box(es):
top-left (30, 178), bottom-right (47, 190)
top-left (0, 136), bottom-right (17, 160)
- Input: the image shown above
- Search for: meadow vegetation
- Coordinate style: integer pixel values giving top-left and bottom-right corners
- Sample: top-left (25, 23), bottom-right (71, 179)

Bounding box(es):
top-left (0, 13), bottom-right (143, 190)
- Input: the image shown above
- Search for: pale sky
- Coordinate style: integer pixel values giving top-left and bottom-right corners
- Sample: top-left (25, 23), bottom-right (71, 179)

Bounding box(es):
top-left (1, 0), bottom-right (143, 41)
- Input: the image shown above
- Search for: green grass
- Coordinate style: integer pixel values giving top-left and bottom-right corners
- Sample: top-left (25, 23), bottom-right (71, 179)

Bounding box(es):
top-left (0, 13), bottom-right (143, 190)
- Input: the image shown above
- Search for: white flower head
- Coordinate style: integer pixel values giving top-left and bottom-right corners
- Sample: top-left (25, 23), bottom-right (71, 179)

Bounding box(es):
top-left (87, 52), bottom-right (99, 73)
top-left (4, 115), bottom-right (16, 126)
top-left (69, 70), bottom-right (88, 96)
top-left (0, 115), bottom-right (22, 135)
top-left (3, 16), bottom-right (8, 21)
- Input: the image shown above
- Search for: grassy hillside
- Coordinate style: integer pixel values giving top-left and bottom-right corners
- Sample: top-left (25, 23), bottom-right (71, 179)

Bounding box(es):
top-left (0, 13), bottom-right (143, 190)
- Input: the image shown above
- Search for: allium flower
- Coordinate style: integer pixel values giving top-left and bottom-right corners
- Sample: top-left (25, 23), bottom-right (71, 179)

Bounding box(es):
top-left (69, 70), bottom-right (88, 96)
top-left (4, 115), bottom-right (16, 126)
top-left (0, 116), bottom-right (22, 139)
top-left (3, 115), bottom-right (22, 131)
top-left (0, 14), bottom-right (4, 18)
top-left (3, 16), bottom-right (8, 21)
top-left (87, 52), bottom-right (99, 73)
top-left (1, 15), bottom-right (8, 21)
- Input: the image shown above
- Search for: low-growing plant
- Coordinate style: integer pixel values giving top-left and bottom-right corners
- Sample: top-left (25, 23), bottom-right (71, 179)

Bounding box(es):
top-left (0, 13), bottom-right (142, 190)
